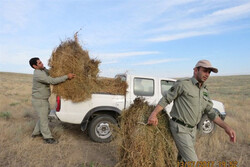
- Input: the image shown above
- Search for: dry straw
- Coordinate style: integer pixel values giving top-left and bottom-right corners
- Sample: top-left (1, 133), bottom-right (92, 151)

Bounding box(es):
top-left (96, 77), bottom-right (128, 96)
top-left (116, 98), bottom-right (176, 167)
top-left (48, 33), bottom-right (127, 102)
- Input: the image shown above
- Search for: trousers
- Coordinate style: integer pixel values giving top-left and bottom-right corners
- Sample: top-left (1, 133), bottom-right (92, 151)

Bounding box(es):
top-left (169, 119), bottom-right (198, 162)
top-left (32, 98), bottom-right (53, 139)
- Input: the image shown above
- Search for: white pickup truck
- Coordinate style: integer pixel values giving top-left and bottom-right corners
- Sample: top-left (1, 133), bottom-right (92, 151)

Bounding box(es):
top-left (51, 74), bottom-right (226, 143)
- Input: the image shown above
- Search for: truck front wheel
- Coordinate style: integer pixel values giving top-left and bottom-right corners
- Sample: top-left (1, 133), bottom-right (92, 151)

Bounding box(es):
top-left (88, 114), bottom-right (117, 143)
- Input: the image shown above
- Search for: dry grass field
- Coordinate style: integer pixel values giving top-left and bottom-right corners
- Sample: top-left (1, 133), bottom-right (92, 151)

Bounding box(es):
top-left (0, 72), bottom-right (249, 167)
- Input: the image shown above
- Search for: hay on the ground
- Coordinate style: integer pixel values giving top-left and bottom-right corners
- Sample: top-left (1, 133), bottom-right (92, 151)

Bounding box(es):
top-left (48, 34), bottom-right (127, 102)
top-left (116, 98), bottom-right (176, 167)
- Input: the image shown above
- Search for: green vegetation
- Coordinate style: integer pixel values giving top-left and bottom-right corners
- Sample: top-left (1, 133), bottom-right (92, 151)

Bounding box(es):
top-left (0, 111), bottom-right (12, 120)
top-left (10, 102), bottom-right (20, 106)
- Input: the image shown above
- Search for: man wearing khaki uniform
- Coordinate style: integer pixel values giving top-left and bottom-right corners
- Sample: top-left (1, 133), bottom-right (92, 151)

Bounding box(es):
top-left (148, 60), bottom-right (236, 162)
top-left (29, 57), bottom-right (75, 144)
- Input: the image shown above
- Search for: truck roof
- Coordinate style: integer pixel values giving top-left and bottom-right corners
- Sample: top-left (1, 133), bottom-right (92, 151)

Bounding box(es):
top-left (115, 73), bottom-right (177, 82)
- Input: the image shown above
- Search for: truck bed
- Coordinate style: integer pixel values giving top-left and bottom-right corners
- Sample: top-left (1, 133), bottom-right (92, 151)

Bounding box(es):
top-left (56, 93), bottom-right (125, 124)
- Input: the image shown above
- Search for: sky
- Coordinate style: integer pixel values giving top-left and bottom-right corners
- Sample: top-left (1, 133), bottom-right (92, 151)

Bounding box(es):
top-left (1, 0), bottom-right (250, 78)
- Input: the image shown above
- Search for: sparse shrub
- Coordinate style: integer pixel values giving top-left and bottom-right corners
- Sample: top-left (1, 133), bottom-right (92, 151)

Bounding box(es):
top-left (0, 111), bottom-right (12, 120)
top-left (89, 162), bottom-right (95, 167)
top-left (9, 102), bottom-right (20, 106)
top-left (23, 111), bottom-right (33, 118)
top-left (23, 99), bottom-right (29, 103)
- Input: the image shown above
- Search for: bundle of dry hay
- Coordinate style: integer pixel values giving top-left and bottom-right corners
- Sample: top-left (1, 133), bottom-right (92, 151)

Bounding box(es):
top-left (48, 34), bottom-right (127, 102)
top-left (96, 77), bottom-right (128, 95)
top-left (116, 98), bottom-right (176, 167)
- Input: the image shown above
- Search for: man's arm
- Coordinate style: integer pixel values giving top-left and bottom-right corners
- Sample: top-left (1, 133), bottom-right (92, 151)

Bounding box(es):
top-left (35, 71), bottom-right (75, 85)
top-left (213, 117), bottom-right (236, 143)
top-left (147, 105), bottom-right (164, 126)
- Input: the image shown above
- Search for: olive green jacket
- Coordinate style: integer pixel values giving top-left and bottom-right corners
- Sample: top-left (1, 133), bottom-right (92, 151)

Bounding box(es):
top-left (32, 68), bottom-right (67, 100)
top-left (158, 77), bottom-right (218, 126)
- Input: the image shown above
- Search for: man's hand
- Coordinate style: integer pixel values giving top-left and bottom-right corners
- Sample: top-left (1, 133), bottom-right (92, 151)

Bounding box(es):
top-left (67, 73), bottom-right (76, 80)
top-left (147, 105), bottom-right (163, 126)
top-left (213, 117), bottom-right (236, 143)
top-left (147, 113), bottom-right (158, 126)
top-left (225, 126), bottom-right (236, 143)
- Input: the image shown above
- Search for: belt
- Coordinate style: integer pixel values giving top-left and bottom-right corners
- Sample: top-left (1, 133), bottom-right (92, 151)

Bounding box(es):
top-left (172, 117), bottom-right (194, 128)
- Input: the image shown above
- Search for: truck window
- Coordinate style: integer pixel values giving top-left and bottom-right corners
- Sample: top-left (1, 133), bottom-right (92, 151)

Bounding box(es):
top-left (134, 78), bottom-right (154, 96)
top-left (161, 80), bottom-right (175, 96)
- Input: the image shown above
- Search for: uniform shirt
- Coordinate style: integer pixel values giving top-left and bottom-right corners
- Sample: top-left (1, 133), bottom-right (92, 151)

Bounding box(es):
top-left (32, 68), bottom-right (68, 100)
top-left (158, 77), bottom-right (218, 127)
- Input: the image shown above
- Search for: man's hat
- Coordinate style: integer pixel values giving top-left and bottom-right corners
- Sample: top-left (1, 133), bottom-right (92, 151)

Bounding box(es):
top-left (194, 60), bottom-right (218, 73)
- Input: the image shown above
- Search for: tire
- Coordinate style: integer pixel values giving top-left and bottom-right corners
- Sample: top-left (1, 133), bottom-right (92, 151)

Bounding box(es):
top-left (198, 115), bottom-right (216, 135)
top-left (88, 114), bottom-right (117, 143)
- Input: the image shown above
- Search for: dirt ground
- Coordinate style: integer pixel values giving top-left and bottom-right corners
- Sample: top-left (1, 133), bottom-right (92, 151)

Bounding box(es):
top-left (0, 72), bottom-right (118, 167)
top-left (0, 72), bottom-right (249, 167)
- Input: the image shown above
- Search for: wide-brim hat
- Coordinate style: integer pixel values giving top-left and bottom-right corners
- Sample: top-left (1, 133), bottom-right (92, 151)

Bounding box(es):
top-left (194, 60), bottom-right (218, 73)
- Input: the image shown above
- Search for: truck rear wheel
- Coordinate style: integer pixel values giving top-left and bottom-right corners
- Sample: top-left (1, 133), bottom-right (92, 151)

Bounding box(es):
top-left (88, 114), bottom-right (117, 143)
top-left (198, 115), bottom-right (216, 135)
